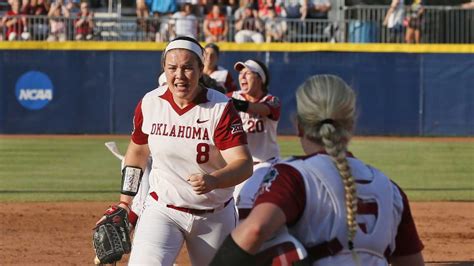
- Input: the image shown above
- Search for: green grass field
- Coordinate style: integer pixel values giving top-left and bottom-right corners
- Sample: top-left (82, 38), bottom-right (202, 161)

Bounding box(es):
top-left (0, 136), bottom-right (472, 202)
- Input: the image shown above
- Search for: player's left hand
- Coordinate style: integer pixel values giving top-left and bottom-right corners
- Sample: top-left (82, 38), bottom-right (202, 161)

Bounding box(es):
top-left (187, 173), bottom-right (218, 194)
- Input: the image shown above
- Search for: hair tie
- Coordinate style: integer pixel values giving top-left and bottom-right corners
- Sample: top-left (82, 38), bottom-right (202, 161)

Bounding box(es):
top-left (319, 119), bottom-right (336, 126)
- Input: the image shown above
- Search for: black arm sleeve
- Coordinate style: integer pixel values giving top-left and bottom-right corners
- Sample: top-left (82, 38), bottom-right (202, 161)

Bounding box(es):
top-left (232, 98), bottom-right (250, 112)
top-left (209, 235), bottom-right (256, 266)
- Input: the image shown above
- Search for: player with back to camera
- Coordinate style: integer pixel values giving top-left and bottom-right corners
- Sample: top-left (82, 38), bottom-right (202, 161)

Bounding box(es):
top-left (211, 74), bottom-right (425, 266)
top-left (96, 36), bottom-right (253, 266)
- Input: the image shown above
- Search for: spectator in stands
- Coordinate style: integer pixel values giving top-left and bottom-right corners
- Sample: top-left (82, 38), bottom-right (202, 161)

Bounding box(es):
top-left (169, 3), bottom-right (198, 40)
top-left (461, 0), bottom-right (474, 9)
top-left (74, 1), bottom-right (94, 40)
top-left (176, 0), bottom-right (199, 15)
top-left (147, 0), bottom-right (176, 41)
top-left (52, 0), bottom-right (77, 40)
top-left (150, 0), bottom-right (176, 17)
top-left (305, 0), bottom-right (331, 42)
top-left (136, 0), bottom-right (149, 30)
top-left (405, 0), bottom-right (424, 44)
top-left (383, 0), bottom-right (404, 43)
top-left (227, 0), bottom-right (239, 15)
top-left (204, 0), bottom-right (238, 17)
top-left (203, 4), bottom-right (228, 42)
top-left (1, 0), bottom-right (30, 41)
top-left (305, 0), bottom-right (331, 19)
top-left (154, 15), bottom-right (171, 42)
top-left (276, 0), bottom-right (306, 20)
top-left (234, 4), bottom-right (264, 43)
top-left (275, 0), bottom-right (306, 42)
top-left (65, 0), bottom-right (80, 14)
top-left (234, 0), bottom-right (258, 21)
top-left (258, 0), bottom-right (282, 20)
top-left (203, 43), bottom-right (238, 92)
top-left (47, 0), bottom-right (67, 41)
top-left (264, 6), bottom-right (287, 42)
top-left (22, 0), bottom-right (49, 40)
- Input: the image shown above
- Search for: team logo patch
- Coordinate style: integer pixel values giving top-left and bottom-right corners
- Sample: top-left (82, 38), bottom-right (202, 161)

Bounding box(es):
top-left (230, 123), bottom-right (244, 134)
top-left (257, 167), bottom-right (279, 196)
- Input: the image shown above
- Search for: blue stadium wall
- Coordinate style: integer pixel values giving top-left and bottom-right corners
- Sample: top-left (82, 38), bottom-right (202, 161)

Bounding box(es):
top-left (0, 42), bottom-right (473, 136)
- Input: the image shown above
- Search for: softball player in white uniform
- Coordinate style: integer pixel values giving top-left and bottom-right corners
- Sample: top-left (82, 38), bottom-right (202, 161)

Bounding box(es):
top-left (113, 37), bottom-right (253, 266)
top-left (226, 60), bottom-right (310, 265)
top-left (203, 43), bottom-right (237, 92)
top-left (211, 75), bottom-right (424, 266)
top-left (228, 59), bottom-right (281, 219)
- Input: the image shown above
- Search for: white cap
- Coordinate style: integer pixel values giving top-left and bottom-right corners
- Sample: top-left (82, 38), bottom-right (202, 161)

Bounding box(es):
top-left (158, 72), bottom-right (167, 87)
top-left (234, 60), bottom-right (266, 85)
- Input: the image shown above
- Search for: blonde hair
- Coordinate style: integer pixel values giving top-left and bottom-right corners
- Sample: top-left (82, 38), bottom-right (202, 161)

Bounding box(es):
top-left (296, 75), bottom-right (358, 251)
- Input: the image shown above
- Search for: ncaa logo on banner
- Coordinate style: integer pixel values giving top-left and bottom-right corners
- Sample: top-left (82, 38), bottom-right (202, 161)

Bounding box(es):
top-left (15, 71), bottom-right (54, 110)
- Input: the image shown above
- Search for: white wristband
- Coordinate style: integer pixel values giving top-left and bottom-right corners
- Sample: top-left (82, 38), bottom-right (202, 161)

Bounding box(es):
top-left (121, 166), bottom-right (143, 196)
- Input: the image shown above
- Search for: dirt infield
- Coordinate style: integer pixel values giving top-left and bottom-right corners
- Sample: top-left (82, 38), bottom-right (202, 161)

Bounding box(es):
top-left (1, 202), bottom-right (473, 265)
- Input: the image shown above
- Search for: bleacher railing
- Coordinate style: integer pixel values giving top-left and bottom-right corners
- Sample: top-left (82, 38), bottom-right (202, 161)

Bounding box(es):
top-left (0, 5), bottom-right (472, 43)
top-left (344, 5), bottom-right (474, 44)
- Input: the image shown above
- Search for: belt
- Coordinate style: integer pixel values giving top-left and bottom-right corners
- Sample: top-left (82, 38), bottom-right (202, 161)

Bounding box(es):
top-left (307, 238), bottom-right (392, 261)
top-left (150, 191), bottom-right (233, 215)
top-left (307, 238), bottom-right (343, 261)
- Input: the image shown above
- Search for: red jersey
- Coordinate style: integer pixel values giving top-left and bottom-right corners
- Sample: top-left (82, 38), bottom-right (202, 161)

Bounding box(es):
top-left (205, 13), bottom-right (226, 37)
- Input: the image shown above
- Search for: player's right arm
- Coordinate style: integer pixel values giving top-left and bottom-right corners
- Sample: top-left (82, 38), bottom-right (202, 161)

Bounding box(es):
top-left (118, 100), bottom-right (150, 209)
top-left (233, 95), bottom-right (281, 120)
top-left (119, 140), bottom-right (150, 208)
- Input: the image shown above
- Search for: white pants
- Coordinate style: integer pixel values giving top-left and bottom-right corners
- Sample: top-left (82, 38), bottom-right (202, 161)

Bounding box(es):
top-left (129, 195), bottom-right (237, 266)
top-left (234, 30), bottom-right (264, 43)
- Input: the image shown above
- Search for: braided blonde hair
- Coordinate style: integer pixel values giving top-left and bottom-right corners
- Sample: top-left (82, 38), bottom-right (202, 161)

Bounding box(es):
top-left (296, 75), bottom-right (358, 251)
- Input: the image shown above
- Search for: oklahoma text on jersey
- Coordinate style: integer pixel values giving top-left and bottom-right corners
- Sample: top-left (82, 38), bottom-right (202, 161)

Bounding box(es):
top-left (150, 123), bottom-right (210, 140)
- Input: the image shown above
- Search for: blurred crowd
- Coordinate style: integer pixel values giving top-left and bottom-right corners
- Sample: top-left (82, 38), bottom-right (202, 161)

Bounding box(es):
top-left (0, 0), bottom-right (335, 42)
top-left (0, 0), bottom-right (473, 42)
top-left (0, 0), bottom-right (94, 41)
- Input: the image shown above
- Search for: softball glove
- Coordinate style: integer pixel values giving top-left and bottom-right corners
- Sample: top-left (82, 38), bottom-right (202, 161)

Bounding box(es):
top-left (92, 205), bottom-right (132, 264)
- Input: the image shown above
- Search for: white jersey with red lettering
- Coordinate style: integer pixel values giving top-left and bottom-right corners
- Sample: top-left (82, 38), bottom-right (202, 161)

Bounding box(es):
top-left (231, 91), bottom-right (280, 163)
top-left (281, 154), bottom-right (404, 265)
top-left (136, 86), bottom-right (245, 209)
top-left (128, 86), bottom-right (246, 265)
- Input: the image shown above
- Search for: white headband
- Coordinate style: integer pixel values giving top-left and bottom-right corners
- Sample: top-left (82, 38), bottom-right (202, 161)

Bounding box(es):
top-left (164, 39), bottom-right (204, 63)
top-left (234, 60), bottom-right (266, 84)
